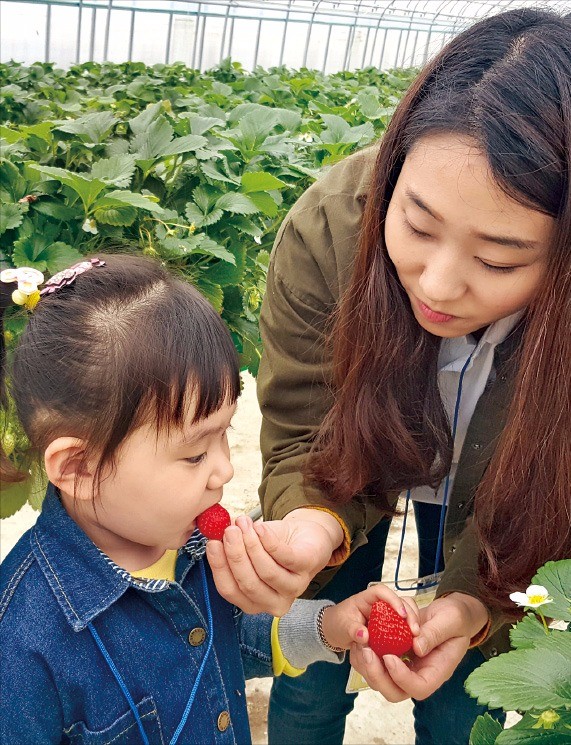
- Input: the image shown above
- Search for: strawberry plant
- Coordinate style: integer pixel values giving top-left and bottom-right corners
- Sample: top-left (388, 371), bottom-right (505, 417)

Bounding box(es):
top-left (467, 560), bottom-right (571, 744)
top-left (0, 59), bottom-right (417, 516)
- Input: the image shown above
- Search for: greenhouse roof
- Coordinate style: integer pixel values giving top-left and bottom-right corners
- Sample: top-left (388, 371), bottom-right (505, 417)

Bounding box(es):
top-left (3, 0), bottom-right (570, 70)
top-left (7, 0), bottom-right (571, 28)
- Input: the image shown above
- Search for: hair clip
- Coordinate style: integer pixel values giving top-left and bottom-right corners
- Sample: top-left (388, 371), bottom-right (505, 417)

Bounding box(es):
top-left (0, 267), bottom-right (45, 310)
top-left (40, 258), bottom-right (106, 296)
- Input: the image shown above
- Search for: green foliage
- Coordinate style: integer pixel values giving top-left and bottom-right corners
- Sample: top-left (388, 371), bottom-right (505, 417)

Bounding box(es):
top-left (468, 633), bottom-right (571, 711)
top-left (510, 614), bottom-right (550, 651)
top-left (0, 59), bottom-right (417, 514)
top-left (533, 562), bottom-right (571, 623)
top-left (468, 560), bottom-right (571, 744)
top-left (0, 463), bottom-right (45, 518)
top-left (470, 714), bottom-right (504, 745)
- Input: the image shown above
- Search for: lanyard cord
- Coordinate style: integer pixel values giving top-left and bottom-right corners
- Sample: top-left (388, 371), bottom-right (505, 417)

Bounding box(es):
top-left (394, 346), bottom-right (477, 591)
top-left (87, 623), bottom-right (150, 745)
top-left (88, 558), bottom-right (214, 745)
top-left (170, 560), bottom-right (214, 745)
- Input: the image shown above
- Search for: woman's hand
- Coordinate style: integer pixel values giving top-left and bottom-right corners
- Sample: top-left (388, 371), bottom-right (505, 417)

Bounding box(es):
top-left (349, 593), bottom-right (488, 702)
top-left (321, 584), bottom-right (420, 651)
top-left (206, 508), bottom-right (343, 616)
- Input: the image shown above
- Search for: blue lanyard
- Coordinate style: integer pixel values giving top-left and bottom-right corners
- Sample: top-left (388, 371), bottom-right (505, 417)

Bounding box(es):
top-left (88, 558), bottom-right (214, 745)
top-left (394, 346), bottom-right (477, 591)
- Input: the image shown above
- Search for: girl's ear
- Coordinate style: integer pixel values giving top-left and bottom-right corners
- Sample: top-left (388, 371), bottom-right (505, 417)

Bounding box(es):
top-left (44, 437), bottom-right (95, 500)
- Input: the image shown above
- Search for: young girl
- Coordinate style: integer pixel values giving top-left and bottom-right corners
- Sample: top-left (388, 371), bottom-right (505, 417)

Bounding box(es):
top-left (201, 7), bottom-right (571, 745)
top-left (0, 255), bottom-right (418, 745)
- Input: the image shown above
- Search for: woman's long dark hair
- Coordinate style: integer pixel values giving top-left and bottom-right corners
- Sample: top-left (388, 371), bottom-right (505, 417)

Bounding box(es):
top-left (0, 254), bottom-right (240, 496)
top-left (308, 8), bottom-right (571, 614)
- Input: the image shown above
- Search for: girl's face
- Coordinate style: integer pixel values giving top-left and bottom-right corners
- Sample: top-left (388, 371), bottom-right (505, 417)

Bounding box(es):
top-left (75, 398), bottom-right (236, 569)
top-left (385, 133), bottom-right (553, 338)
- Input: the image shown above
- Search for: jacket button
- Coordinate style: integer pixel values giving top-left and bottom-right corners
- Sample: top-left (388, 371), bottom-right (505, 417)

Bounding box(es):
top-left (449, 545), bottom-right (456, 555)
top-left (457, 502), bottom-right (465, 510)
top-left (472, 443), bottom-right (482, 450)
top-left (490, 648), bottom-right (498, 657)
top-left (217, 711), bottom-right (230, 731)
top-left (188, 627), bottom-right (206, 646)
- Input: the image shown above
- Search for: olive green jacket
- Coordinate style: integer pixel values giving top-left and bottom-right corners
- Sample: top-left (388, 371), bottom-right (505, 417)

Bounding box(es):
top-left (258, 146), bottom-right (520, 658)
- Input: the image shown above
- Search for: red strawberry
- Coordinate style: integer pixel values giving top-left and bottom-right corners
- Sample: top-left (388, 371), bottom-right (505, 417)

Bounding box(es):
top-left (196, 504), bottom-right (231, 540)
top-left (367, 600), bottom-right (413, 658)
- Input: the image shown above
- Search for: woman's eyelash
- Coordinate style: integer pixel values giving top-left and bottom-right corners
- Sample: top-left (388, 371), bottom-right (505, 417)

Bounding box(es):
top-left (479, 261), bottom-right (517, 273)
top-left (403, 217), bottom-right (520, 273)
top-left (404, 220), bottom-right (431, 239)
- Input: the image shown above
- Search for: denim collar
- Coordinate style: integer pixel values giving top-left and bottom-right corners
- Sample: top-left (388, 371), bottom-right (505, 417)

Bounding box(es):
top-left (31, 484), bottom-right (207, 632)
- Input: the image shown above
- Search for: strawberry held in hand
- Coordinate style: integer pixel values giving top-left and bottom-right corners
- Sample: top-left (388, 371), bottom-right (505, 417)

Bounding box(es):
top-left (197, 504), bottom-right (231, 540)
top-left (367, 599), bottom-right (413, 658)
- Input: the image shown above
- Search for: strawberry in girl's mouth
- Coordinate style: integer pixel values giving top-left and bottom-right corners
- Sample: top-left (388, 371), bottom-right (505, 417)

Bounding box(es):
top-left (196, 504), bottom-right (231, 540)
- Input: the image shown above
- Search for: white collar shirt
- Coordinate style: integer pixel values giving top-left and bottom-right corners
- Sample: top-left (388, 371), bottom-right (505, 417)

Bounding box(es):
top-left (407, 310), bottom-right (523, 505)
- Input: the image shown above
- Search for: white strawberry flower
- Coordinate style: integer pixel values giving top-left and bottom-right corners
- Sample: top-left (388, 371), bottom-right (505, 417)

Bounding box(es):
top-left (509, 585), bottom-right (553, 609)
top-left (82, 218), bottom-right (98, 234)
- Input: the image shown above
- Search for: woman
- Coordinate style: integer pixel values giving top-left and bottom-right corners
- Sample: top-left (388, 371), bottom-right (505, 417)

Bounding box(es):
top-left (206, 7), bottom-right (571, 744)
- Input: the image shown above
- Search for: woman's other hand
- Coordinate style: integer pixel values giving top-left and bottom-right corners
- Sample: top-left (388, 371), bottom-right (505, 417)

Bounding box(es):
top-left (349, 593), bottom-right (488, 702)
top-left (206, 508), bottom-right (343, 616)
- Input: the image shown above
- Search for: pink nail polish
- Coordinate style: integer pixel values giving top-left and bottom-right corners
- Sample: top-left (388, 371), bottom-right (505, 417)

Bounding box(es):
top-left (356, 629), bottom-right (364, 639)
top-left (400, 606), bottom-right (407, 617)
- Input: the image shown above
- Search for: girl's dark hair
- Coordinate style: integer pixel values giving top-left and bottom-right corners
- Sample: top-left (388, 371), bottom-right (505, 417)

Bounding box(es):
top-left (308, 8), bottom-right (571, 615)
top-left (0, 254), bottom-right (240, 494)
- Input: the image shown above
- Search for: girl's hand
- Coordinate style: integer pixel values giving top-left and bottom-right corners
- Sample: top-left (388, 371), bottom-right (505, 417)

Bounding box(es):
top-left (349, 593), bottom-right (488, 702)
top-left (206, 509), bottom-right (343, 617)
top-left (320, 584), bottom-right (420, 651)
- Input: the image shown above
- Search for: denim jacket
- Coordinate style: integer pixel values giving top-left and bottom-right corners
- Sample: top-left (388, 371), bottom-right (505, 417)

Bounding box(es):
top-left (0, 486), bottom-right (304, 745)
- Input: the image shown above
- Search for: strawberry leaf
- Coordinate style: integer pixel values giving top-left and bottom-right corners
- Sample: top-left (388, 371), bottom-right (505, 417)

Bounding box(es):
top-left (216, 192), bottom-right (259, 215)
top-left (94, 204), bottom-right (137, 226)
top-left (532, 560), bottom-right (571, 622)
top-left (510, 614), bottom-right (548, 650)
top-left (240, 171), bottom-right (286, 193)
top-left (91, 154), bottom-right (136, 188)
top-left (466, 631), bottom-right (571, 711)
top-left (0, 203), bottom-right (27, 235)
top-left (469, 713), bottom-right (502, 745)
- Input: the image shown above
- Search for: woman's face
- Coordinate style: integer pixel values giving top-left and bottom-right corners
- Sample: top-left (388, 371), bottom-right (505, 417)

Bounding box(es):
top-left (385, 133), bottom-right (553, 338)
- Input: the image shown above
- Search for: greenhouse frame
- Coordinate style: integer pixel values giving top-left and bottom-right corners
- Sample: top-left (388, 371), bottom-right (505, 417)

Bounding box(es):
top-left (1, 0), bottom-right (570, 71)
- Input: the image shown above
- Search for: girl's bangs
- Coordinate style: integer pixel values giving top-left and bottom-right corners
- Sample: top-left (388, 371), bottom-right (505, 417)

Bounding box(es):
top-left (135, 296), bottom-right (241, 434)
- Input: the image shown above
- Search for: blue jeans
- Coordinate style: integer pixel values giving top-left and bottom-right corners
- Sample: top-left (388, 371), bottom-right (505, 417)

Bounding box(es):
top-left (268, 504), bottom-right (505, 745)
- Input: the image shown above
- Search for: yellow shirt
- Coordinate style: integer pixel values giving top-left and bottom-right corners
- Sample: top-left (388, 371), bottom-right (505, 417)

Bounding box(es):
top-left (131, 550), bottom-right (178, 582)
